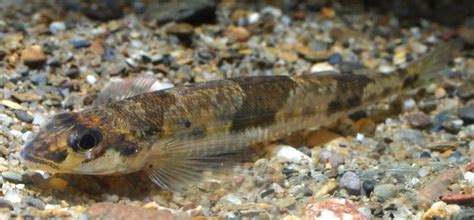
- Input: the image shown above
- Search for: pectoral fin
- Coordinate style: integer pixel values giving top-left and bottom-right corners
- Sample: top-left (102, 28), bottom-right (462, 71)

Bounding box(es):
top-left (144, 130), bottom-right (263, 192)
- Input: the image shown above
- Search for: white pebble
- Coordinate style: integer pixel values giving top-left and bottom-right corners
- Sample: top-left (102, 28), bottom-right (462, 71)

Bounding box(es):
top-left (4, 190), bottom-right (21, 203)
top-left (446, 204), bottom-right (461, 216)
top-left (33, 113), bottom-right (46, 126)
top-left (464, 172), bottom-right (474, 186)
top-left (402, 98), bottom-right (417, 112)
top-left (356, 133), bottom-right (365, 142)
top-left (86, 75), bottom-right (97, 85)
top-left (21, 131), bottom-right (32, 143)
top-left (378, 64), bottom-right (396, 73)
top-left (149, 82), bottom-right (174, 91)
top-left (9, 130), bottom-right (22, 138)
top-left (310, 62), bottom-right (337, 74)
top-left (247, 12), bottom-right (260, 24)
top-left (271, 145), bottom-right (311, 164)
top-left (49, 21), bottom-right (66, 34)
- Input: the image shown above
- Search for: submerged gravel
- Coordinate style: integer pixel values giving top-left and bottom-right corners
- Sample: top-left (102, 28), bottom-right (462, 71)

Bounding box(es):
top-left (0, 0), bottom-right (473, 219)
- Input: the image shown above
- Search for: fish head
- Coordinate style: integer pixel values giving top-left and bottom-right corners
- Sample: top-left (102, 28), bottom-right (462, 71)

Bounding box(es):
top-left (20, 108), bottom-right (150, 175)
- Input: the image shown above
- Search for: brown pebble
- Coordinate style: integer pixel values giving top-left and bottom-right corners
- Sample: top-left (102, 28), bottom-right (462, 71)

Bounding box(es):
top-left (306, 129), bottom-right (342, 146)
top-left (441, 194), bottom-right (474, 206)
top-left (224, 26), bottom-right (250, 42)
top-left (351, 118), bottom-right (376, 135)
top-left (407, 112), bottom-right (431, 129)
top-left (416, 168), bottom-right (464, 208)
top-left (87, 202), bottom-right (184, 220)
top-left (435, 87), bottom-right (446, 99)
top-left (465, 162), bottom-right (474, 172)
top-left (48, 177), bottom-right (68, 191)
top-left (20, 44), bottom-right (46, 68)
top-left (89, 39), bottom-right (105, 56)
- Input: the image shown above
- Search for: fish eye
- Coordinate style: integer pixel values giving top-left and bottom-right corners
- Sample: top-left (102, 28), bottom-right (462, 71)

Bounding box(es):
top-left (70, 128), bottom-right (102, 151)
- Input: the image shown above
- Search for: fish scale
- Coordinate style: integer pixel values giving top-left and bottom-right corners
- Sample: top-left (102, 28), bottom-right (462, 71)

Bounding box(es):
top-left (20, 41), bottom-right (459, 191)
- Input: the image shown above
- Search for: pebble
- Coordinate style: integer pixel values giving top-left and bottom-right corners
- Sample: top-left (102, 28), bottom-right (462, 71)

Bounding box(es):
top-left (4, 190), bottom-right (22, 204)
top-left (327, 53), bottom-right (342, 65)
top-left (49, 21), bottom-right (66, 34)
top-left (393, 129), bottom-right (426, 145)
top-left (362, 180), bottom-right (375, 196)
top-left (458, 106), bottom-right (474, 123)
top-left (0, 99), bottom-right (23, 110)
top-left (14, 109), bottom-right (34, 123)
top-left (32, 113), bottom-right (46, 126)
top-left (423, 201), bottom-right (461, 219)
top-left (224, 26), bottom-right (250, 42)
top-left (310, 62), bottom-right (337, 74)
top-left (373, 184), bottom-right (398, 201)
top-left (339, 171), bottom-right (361, 195)
top-left (71, 39), bottom-right (91, 49)
top-left (218, 194), bottom-right (242, 205)
top-left (464, 172), bottom-right (474, 186)
top-left (25, 197), bottom-right (46, 210)
top-left (378, 64), bottom-right (396, 73)
top-left (402, 98), bottom-right (417, 112)
top-left (275, 197), bottom-right (296, 208)
top-left (20, 45), bottom-right (46, 69)
top-left (271, 145), bottom-right (311, 164)
top-left (304, 198), bottom-right (368, 220)
top-left (86, 75), bottom-right (97, 85)
top-left (48, 177), bottom-right (68, 191)
top-left (407, 112), bottom-right (431, 128)
top-left (2, 170), bottom-right (27, 184)
top-left (0, 199), bottom-right (13, 210)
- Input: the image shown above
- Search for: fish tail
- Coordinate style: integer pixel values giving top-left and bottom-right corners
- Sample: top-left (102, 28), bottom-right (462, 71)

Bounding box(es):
top-left (403, 39), bottom-right (462, 88)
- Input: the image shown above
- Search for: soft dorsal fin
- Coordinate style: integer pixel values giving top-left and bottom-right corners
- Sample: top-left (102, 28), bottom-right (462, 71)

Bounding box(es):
top-left (94, 74), bottom-right (172, 105)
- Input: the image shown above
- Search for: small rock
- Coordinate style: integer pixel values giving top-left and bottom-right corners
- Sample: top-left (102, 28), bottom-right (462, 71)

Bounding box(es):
top-left (304, 198), bottom-right (368, 220)
top-left (270, 145), bottom-right (311, 164)
top-left (87, 202), bottom-right (180, 219)
top-left (0, 50), bottom-right (6, 60)
top-left (275, 197), bottom-right (296, 208)
top-left (218, 194), bottom-right (242, 205)
top-left (464, 172), bottom-right (474, 186)
top-left (2, 170), bottom-right (27, 184)
top-left (423, 201), bottom-right (461, 220)
top-left (407, 112), bottom-right (431, 128)
top-left (65, 66), bottom-right (80, 78)
top-left (0, 199), bottom-right (13, 210)
top-left (373, 184), bottom-right (398, 201)
top-left (402, 98), bottom-right (417, 112)
top-left (458, 106), bottom-right (474, 123)
top-left (393, 129), bottom-right (426, 145)
top-left (49, 21), bottom-right (66, 34)
top-left (14, 110), bottom-right (34, 123)
top-left (86, 75), bottom-right (97, 85)
top-left (310, 62), bottom-right (337, 74)
top-left (21, 45), bottom-right (46, 69)
top-left (435, 87), bottom-right (447, 99)
top-left (362, 180), bottom-right (375, 196)
top-left (328, 53), bottom-right (342, 65)
top-left (25, 197), bottom-right (45, 210)
top-left (457, 80), bottom-right (474, 99)
top-left (378, 64), bottom-right (396, 73)
top-left (71, 39), bottom-right (91, 49)
top-left (48, 177), bottom-right (68, 191)
top-left (143, 0), bottom-right (216, 25)
top-left (339, 171), bottom-right (361, 195)
top-left (0, 99), bottom-right (23, 110)
top-left (224, 26), bottom-right (250, 42)
top-left (420, 151), bottom-right (432, 158)
top-left (4, 190), bottom-right (21, 204)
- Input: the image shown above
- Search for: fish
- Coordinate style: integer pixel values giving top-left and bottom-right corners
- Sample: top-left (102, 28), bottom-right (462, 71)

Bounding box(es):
top-left (20, 41), bottom-right (460, 191)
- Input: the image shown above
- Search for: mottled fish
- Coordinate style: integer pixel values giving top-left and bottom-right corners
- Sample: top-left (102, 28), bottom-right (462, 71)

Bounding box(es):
top-left (20, 41), bottom-right (459, 191)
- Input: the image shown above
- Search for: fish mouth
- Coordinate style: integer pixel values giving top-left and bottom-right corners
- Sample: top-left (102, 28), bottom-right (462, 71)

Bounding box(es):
top-left (20, 148), bottom-right (59, 171)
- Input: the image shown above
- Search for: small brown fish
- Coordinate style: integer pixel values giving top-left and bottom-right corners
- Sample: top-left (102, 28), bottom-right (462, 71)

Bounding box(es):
top-left (20, 41), bottom-right (459, 191)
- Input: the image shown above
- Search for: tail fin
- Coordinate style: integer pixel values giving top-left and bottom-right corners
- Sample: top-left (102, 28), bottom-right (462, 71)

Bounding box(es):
top-left (406, 39), bottom-right (463, 87)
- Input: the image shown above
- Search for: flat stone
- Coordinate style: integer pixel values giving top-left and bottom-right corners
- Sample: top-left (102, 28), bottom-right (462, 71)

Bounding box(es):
top-left (339, 171), bottom-right (361, 195)
top-left (20, 45), bottom-right (46, 69)
top-left (87, 202), bottom-right (183, 220)
top-left (14, 109), bottom-right (34, 123)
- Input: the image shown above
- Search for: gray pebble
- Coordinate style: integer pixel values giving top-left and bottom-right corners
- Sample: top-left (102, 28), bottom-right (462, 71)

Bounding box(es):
top-left (30, 72), bottom-right (48, 85)
top-left (373, 184), bottom-right (398, 201)
top-left (25, 197), bottom-right (45, 210)
top-left (2, 171), bottom-right (29, 184)
top-left (14, 110), bottom-right (34, 123)
top-left (49, 21), bottom-right (66, 34)
top-left (393, 129), bottom-right (426, 145)
top-left (339, 171), bottom-right (361, 195)
top-left (0, 199), bottom-right (13, 210)
top-left (458, 106), bottom-right (474, 123)
top-left (0, 76), bottom-right (8, 88)
top-left (71, 39), bottom-right (91, 49)
top-left (407, 112), bottom-right (431, 128)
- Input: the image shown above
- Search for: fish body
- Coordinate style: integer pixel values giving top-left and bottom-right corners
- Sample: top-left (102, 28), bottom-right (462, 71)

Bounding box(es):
top-left (21, 41), bottom-right (457, 191)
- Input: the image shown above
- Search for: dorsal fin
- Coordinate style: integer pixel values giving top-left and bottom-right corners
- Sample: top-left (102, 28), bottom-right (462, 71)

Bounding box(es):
top-left (94, 74), bottom-right (173, 105)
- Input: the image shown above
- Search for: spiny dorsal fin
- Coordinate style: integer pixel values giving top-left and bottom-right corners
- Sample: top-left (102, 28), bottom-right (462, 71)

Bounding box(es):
top-left (94, 74), bottom-right (173, 105)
